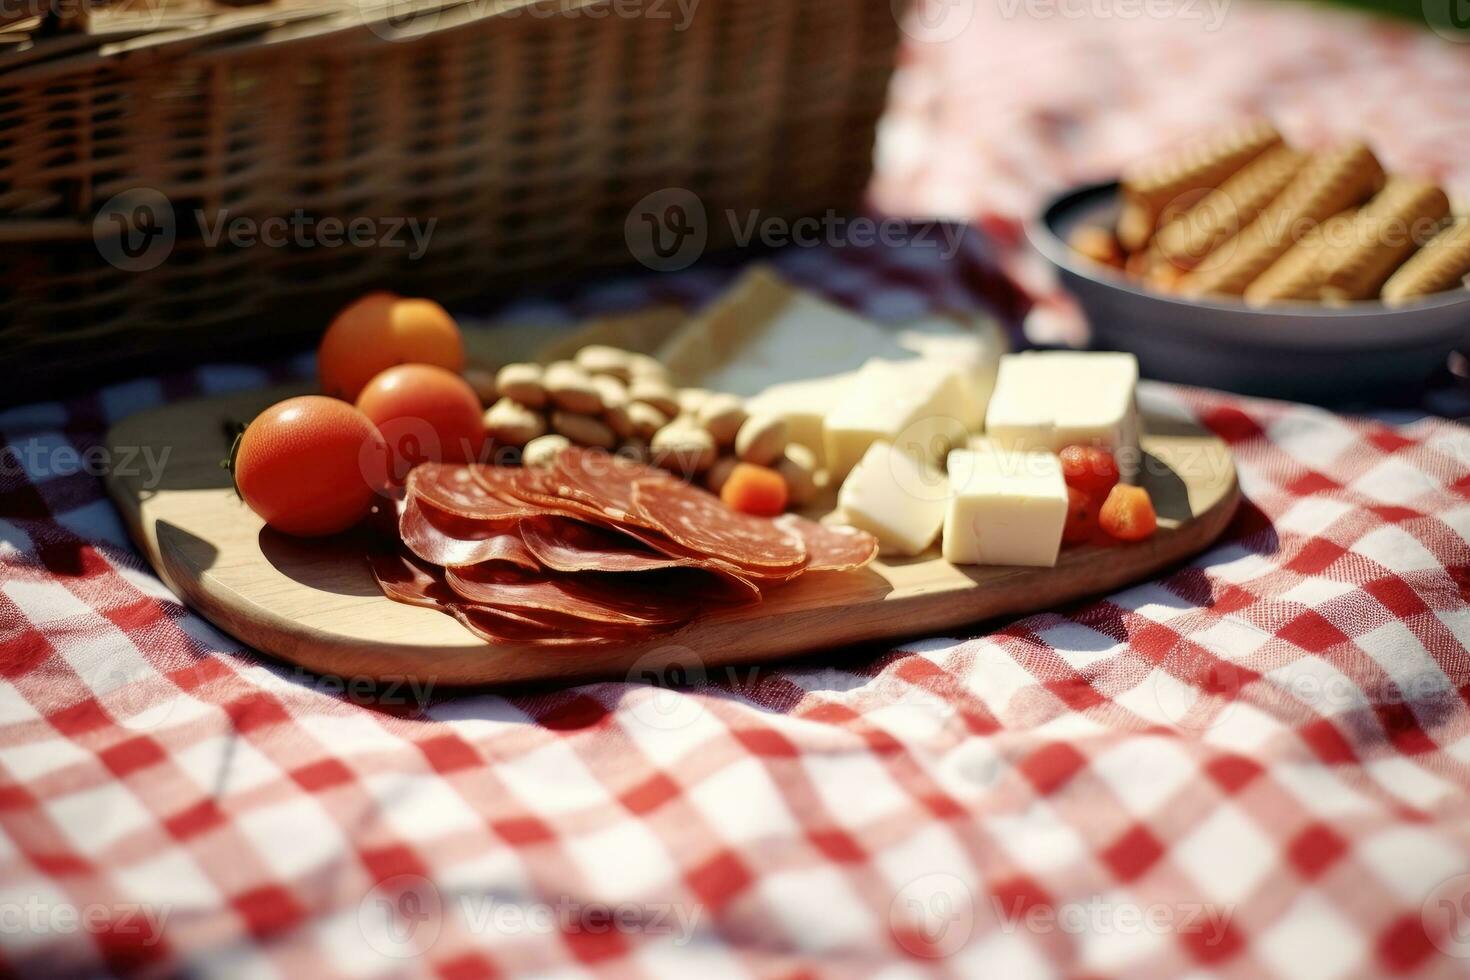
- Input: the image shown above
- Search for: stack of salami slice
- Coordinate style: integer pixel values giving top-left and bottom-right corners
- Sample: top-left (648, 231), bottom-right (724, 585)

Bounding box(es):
top-left (369, 446), bottom-right (879, 647)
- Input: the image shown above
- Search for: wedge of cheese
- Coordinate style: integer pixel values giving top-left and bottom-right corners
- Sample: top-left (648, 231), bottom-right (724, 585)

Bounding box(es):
top-left (837, 441), bottom-right (949, 557)
top-left (824, 358), bottom-right (972, 482)
top-left (984, 351), bottom-right (1140, 458)
top-left (943, 447), bottom-right (1068, 567)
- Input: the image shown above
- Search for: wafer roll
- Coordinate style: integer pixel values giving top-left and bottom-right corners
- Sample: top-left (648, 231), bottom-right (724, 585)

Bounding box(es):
top-left (1317, 178), bottom-right (1451, 303)
top-left (1381, 217), bottom-right (1470, 305)
top-left (1178, 143), bottom-right (1384, 298)
top-left (1243, 210), bottom-right (1357, 305)
top-left (1153, 145), bottom-right (1307, 270)
top-left (1117, 118), bottom-right (1282, 251)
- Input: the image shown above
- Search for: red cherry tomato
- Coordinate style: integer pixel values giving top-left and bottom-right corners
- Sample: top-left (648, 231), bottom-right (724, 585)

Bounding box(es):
top-left (234, 396), bottom-right (387, 537)
top-left (1059, 444), bottom-right (1120, 500)
top-left (1062, 485), bottom-right (1098, 545)
top-left (1098, 484), bottom-right (1158, 542)
top-left (356, 364), bottom-right (485, 481)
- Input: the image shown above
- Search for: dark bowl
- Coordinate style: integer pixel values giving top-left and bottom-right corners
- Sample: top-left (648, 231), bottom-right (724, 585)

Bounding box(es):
top-left (1027, 181), bottom-right (1470, 403)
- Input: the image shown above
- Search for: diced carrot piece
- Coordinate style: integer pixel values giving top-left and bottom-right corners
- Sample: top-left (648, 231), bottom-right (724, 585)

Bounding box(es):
top-left (1062, 485), bottom-right (1098, 545)
top-left (1098, 484), bottom-right (1157, 542)
top-left (720, 462), bottom-right (789, 517)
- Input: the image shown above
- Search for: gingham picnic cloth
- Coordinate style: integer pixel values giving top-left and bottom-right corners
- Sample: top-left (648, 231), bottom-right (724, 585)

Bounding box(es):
top-left (6, 3), bottom-right (1470, 978)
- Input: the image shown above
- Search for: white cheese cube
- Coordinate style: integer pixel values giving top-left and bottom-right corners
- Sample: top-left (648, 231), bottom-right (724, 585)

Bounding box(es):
top-left (897, 317), bottom-right (1004, 432)
top-left (984, 352), bottom-right (1140, 461)
top-left (744, 371), bottom-right (856, 466)
top-left (943, 447), bottom-right (1067, 567)
top-left (836, 441), bottom-right (949, 557)
top-left (824, 358), bottom-right (971, 481)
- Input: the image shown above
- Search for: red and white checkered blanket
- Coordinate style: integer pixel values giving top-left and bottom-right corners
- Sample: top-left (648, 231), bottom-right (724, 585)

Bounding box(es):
top-left (5, 2), bottom-right (1470, 976)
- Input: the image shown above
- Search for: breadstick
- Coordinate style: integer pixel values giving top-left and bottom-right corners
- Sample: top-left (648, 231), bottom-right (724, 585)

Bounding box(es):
top-left (1318, 177), bottom-right (1450, 303)
top-left (1153, 145), bottom-right (1306, 270)
top-left (1177, 143), bottom-right (1384, 298)
top-left (1244, 210), bottom-right (1357, 305)
top-left (1380, 217), bottom-right (1470, 306)
top-left (1117, 118), bottom-right (1282, 251)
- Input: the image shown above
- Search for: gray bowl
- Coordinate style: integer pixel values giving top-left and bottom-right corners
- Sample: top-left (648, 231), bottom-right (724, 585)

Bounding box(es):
top-left (1028, 181), bottom-right (1470, 402)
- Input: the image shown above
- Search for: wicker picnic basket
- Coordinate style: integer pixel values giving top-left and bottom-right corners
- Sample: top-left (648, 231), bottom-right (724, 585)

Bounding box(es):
top-left (0, 0), bottom-right (904, 402)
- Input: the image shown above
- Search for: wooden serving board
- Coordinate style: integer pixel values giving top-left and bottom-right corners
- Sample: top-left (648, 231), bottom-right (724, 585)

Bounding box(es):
top-left (105, 385), bottom-right (1239, 686)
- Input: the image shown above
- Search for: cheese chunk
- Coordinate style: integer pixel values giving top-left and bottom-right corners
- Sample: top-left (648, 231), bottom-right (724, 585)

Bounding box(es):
top-left (837, 441), bottom-right (948, 557)
top-left (744, 371), bottom-right (856, 466)
top-left (896, 317), bottom-right (1004, 432)
top-left (984, 351), bottom-right (1140, 460)
top-left (943, 447), bottom-right (1067, 567)
top-left (824, 358), bottom-right (971, 481)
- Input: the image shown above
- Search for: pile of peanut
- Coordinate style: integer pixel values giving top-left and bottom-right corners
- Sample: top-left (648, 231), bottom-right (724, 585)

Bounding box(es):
top-left (478, 346), bottom-right (821, 505)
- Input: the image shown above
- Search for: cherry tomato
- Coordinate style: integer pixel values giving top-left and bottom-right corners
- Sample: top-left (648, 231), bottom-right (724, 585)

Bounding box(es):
top-left (1059, 444), bottom-right (1120, 499)
top-left (1098, 484), bottom-right (1158, 542)
top-left (1062, 485), bottom-right (1098, 545)
top-left (356, 364), bottom-right (485, 481)
top-left (318, 293), bottom-right (464, 401)
top-left (234, 396), bottom-right (386, 537)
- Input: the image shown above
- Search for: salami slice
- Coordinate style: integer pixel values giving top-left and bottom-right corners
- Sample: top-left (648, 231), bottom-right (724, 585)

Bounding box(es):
top-left (520, 515), bottom-right (683, 573)
top-left (449, 605), bottom-right (623, 647)
top-left (774, 514), bottom-right (879, 572)
top-left (553, 446), bottom-right (679, 523)
top-left (368, 550), bottom-right (459, 609)
top-left (401, 495), bottom-right (539, 570)
top-left (409, 463), bottom-right (541, 521)
top-left (445, 564), bottom-right (695, 628)
top-left (630, 478), bottom-right (806, 572)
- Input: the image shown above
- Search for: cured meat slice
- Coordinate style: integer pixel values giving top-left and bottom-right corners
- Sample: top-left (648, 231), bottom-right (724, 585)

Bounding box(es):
top-left (368, 550), bottom-right (459, 609)
top-left (409, 463), bottom-right (542, 521)
top-left (449, 606), bottom-right (623, 648)
top-left (519, 517), bottom-right (763, 603)
top-left (401, 495), bottom-right (539, 570)
top-left (630, 478), bottom-right (806, 572)
top-left (553, 446), bottom-right (679, 523)
top-left (445, 564), bottom-right (695, 628)
top-left (774, 514), bottom-right (879, 572)
top-left (520, 515), bottom-right (684, 573)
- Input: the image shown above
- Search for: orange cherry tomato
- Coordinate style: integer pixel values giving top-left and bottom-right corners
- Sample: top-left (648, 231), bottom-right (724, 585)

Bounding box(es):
top-left (720, 462), bottom-right (789, 517)
top-left (1098, 484), bottom-right (1158, 542)
top-left (356, 364), bottom-right (485, 481)
top-left (234, 396), bottom-right (387, 537)
top-left (318, 293), bottom-right (464, 401)
top-left (1058, 444), bottom-right (1120, 500)
top-left (1062, 485), bottom-right (1098, 545)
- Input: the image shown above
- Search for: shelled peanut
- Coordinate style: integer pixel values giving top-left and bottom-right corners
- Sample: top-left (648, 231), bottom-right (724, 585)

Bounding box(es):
top-left (485, 344), bottom-right (826, 510)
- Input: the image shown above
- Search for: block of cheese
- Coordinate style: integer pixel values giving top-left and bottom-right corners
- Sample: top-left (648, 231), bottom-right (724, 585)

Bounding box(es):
top-left (824, 358), bottom-right (972, 481)
top-left (896, 316), bottom-right (1005, 432)
top-left (744, 371), bottom-right (857, 466)
top-left (659, 267), bottom-right (911, 396)
top-left (984, 351), bottom-right (1140, 458)
top-left (837, 441), bottom-right (949, 557)
top-left (943, 447), bottom-right (1067, 567)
